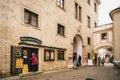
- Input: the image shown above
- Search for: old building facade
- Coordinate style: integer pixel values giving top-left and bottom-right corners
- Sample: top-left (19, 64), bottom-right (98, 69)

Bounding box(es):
top-left (94, 23), bottom-right (114, 58)
top-left (110, 7), bottom-right (120, 60)
top-left (0, 0), bottom-right (100, 75)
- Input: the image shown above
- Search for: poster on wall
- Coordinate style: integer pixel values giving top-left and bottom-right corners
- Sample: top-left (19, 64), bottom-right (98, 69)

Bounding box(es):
top-left (23, 50), bottom-right (28, 58)
top-left (22, 64), bottom-right (28, 73)
top-left (16, 59), bottom-right (23, 68)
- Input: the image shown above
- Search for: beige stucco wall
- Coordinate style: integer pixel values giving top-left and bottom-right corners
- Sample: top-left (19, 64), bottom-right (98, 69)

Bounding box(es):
top-left (94, 23), bottom-right (114, 53)
top-left (0, 0), bottom-right (99, 74)
top-left (111, 9), bottom-right (120, 60)
top-left (94, 23), bottom-right (114, 52)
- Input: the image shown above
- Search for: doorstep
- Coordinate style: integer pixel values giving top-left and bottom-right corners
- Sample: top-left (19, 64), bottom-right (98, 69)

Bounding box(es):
top-left (19, 71), bottom-right (43, 77)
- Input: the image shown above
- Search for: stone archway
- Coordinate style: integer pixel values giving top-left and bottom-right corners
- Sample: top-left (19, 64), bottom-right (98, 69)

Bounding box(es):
top-left (73, 34), bottom-right (83, 64)
top-left (94, 46), bottom-right (114, 63)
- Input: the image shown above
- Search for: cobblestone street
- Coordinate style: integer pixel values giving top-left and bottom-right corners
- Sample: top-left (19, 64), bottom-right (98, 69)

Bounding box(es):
top-left (1, 66), bottom-right (120, 80)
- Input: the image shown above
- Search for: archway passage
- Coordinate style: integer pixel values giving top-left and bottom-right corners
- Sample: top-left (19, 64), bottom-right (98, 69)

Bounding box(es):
top-left (96, 47), bottom-right (114, 63)
top-left (73, 34), bottom-right (83, 65)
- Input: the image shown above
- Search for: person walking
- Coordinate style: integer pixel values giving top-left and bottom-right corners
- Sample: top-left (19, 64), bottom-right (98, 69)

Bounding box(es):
top-left (73, 53), bottom-right (77, 69)
top-left (101, 57), bottom-right (105, 66)
top-left (30, 53), bottom-right (38, 72)
top-left (94, 56), bottom-right (97, 66)
top-left (98, 57), bottom-right (101, 66)
top-left (77, 55), bottom-right (82, 67)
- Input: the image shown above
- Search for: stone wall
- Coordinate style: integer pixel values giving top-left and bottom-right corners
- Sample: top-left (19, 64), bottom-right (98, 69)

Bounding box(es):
top-left (0, 0), bottom-right (99, 74)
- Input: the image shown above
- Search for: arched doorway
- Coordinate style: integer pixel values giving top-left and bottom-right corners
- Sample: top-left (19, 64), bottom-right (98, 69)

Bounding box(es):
top-left (95, 47), bottom-right (114, 63)
top-left (73, 34), bottom-right (83, 64)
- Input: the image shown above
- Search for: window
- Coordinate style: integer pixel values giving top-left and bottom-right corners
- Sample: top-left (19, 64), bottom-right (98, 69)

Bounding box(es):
top-left (94, 3), bottom-right (97, 12)
top-left (24, 9), bottom-right (38, 27)
top-left (57, 0), bottom-right (64, 9)
top-left (87, 0), bottom-right (90, 5)
top-left (79, 6), bottom-right (81, 21)
top-left (101, 33), bottom-right (107, 40)
top-left (44, 49), bottom-right (55, 61)
top-left (87, 16), bottom-right (90, 28)
top-left (75, 2), bottom-right (82, 21)
top-left (57, 24), bottom-right (65, 35)
top-left (94, 22), bottom-right (97, 28)
top-left (57, 51), bottom-right (64, 60)
top-left (87, 37), bottom-right (91, 45)
top-left (88, 53), bottom-right (90, 59)
top-left (75, 3), bottom-right (78, 19)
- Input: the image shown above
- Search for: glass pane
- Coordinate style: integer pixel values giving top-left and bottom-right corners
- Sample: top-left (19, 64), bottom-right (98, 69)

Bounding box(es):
top-left (31, 15), bottom-right (38, 27)
top-left (24, 12), bottom-right (29, 24)
top-left (51, 51), bottom-right (54, 60)
top-left (46, 51), bottom-right (50, 60)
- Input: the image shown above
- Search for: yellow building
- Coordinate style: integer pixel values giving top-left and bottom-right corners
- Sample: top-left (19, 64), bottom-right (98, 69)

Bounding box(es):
top-left (0, 0), bottom-right (100, 76)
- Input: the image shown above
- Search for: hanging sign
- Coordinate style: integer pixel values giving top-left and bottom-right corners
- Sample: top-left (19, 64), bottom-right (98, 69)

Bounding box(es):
top-left (20, 36), bottom-right (42, 45)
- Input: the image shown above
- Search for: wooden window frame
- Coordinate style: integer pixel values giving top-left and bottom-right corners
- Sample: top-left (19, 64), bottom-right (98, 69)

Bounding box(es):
top-left (75, 2), bottom-right (82, 22)
top-left (75, 2), bottom-right (78, 19)
top-left (24, 9), bottom-right (38, 27)
top-left (57, 0), bottom-right (64, 9)
top-left (57, 24), bottom-right (65, 36)
top-left (57, 50), bottom-right (65, 60)
top-left (94, 2), bottom-right (97, 12)
top-left (87, 16), bottom-right (90, 28)
top-left (44, 49), bottom-right (55, 61)
top-left (101, 33), bottom-right (107, 40)
top-left (88, 37), bottom-right (91, 45)
top-left (79, 6), bottom-right (81, 21)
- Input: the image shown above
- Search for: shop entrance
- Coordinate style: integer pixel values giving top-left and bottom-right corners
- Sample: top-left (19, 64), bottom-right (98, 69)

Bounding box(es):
top-left (10, 46), bottom-right (39, 75)
top-left (22, 47), bottom-right (38, 72)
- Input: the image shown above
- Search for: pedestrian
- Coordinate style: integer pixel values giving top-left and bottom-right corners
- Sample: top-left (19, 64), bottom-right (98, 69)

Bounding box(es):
top-left (101, 57), bottom-right (105, 66)
top-left (98, 57), bottom-right (101, 66)
top-left (92, 56), bottom-right (95, 65)
top-left (30, 53), bottom-right (38, 72)
top-left (94, 56), bottom-right (97, 66)
top-left (73, 53), bottom-right (77, 69)
top-left (77, 55), bottom-right (81, 67)
top-left (110, 55), bottom-right (114, 63)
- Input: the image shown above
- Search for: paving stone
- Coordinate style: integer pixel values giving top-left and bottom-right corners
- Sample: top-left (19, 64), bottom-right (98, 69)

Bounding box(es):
top-left (1, 66), bottom-right (120, 80)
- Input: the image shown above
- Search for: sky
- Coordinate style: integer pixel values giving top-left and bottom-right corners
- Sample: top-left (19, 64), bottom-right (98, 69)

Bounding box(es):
top-left (99, 0), bottom-right (120, 25)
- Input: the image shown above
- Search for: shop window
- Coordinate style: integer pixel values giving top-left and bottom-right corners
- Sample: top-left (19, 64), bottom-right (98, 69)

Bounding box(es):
top-left (57, 0), bottom-right (64, 9)
top-left (57, 51), bottom-right (64, 60)
top-left (87, 0), bottom-right (90, 5)
top-left (87, 16), bottom-right (90, 28)
top-left (101, 33), bottom-right (107, 40)
top-left (75, 2), bottom-right (82, 21)
top-left (44, 49), bottom-right (55, 61)
top-left (24, 9), bottom-right (38, 27)
top-left (87, 37), bottom-right (91, 45)
top-left (57, 24), bottom-right (65, 36)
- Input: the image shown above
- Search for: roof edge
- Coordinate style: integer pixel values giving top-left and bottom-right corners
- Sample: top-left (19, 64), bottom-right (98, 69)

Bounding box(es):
top-left (110, 7), bottom-right (120, 21)
top-left (95, 0), bottom-right (101, 5)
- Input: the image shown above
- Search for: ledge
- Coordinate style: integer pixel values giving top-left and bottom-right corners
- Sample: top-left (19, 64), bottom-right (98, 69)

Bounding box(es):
top-left (19, 42), bottom-right (67, 50)
top-left (19, 71), bottom-right (43, 77)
